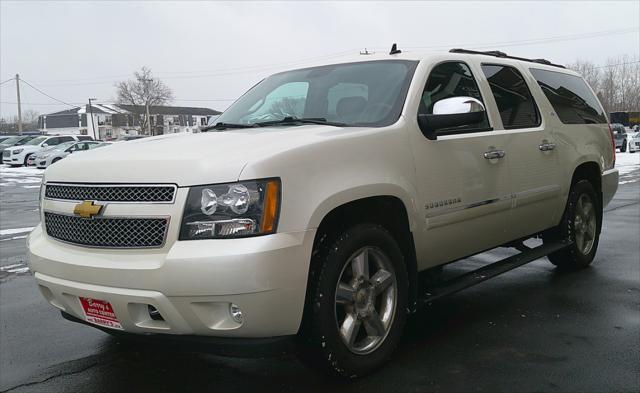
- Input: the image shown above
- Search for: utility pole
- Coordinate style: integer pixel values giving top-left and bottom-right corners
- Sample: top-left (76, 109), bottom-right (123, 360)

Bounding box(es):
top-left (15, 74), bottom-right (23, 135)
top-left (88, 98), bottom-right (97, 140)
top-left (142, 77), bottom-right (153, 136)
top-left (146, 102), bottom-right (152, 136)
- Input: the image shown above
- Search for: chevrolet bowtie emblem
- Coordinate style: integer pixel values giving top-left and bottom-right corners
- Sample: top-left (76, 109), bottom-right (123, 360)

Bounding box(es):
top-left (74, 200), bottom-right (103, 218)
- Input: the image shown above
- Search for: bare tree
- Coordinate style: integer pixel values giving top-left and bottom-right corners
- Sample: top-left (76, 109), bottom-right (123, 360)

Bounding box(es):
top-left (116, 67), bottom-right (173, 135)
top-left (567, 60), bottom-right (600, 92)
top-left (22, 109), bottom-right (39, 128)
top-left (569, 55), bottom-right (640, 114)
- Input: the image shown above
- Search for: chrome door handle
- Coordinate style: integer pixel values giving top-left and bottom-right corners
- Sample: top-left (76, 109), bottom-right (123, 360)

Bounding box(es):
top-left (539, 142), bottom-right (556, 151)
top-left (483, 149), bottom-right (506, 159)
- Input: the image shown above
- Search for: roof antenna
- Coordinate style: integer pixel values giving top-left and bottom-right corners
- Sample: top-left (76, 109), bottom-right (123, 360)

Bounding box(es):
top-left (389, 43), bottom-right (401, 55)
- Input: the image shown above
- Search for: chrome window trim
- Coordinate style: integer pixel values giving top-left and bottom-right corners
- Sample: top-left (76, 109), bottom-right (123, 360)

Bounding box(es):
top-left (43, 182), bottom-right (178, 204)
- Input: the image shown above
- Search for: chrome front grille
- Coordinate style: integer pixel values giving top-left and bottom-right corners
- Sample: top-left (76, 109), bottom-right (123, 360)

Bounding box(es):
top-left (45, 184), bottom-right (176, 202)
top-left (2, 150), bottom-right (9, 158)
top-left (44, 212), bottom-right (168, 248)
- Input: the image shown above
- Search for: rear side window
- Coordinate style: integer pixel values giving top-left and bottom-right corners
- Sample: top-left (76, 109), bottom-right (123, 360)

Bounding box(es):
top-left (481, 64), bottom-right (540, 129)
top-left (77, 136), bottom-right (93, 141)
top-left (420, 61), bottom-right (489, 133)
top-left (529, 68), bottom-right (606, 124)
top-left (58, 136), bottom-right (75, 143)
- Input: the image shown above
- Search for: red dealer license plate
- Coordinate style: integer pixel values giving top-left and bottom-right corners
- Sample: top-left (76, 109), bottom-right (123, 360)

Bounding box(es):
top-left (79, 297), bottom-right (123, 330)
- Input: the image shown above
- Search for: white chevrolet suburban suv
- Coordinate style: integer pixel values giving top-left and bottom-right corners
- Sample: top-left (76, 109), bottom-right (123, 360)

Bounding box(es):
top-left (28, 48), bottom-right (618, 377)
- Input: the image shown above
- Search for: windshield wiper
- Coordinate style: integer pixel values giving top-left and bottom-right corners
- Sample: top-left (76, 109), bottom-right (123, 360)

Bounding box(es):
top-left (201, 122), bottom-right (258, 132)
top-left (254, 117), bottom-right (347, 128)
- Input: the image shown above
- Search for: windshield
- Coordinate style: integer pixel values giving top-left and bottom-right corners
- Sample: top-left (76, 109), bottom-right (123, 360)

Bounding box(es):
top-left (26, 136), bottom-right (47, 146)
top-left (0, 136), bottom-right (22, 145)
top-left (215, 60), bottom-right (418, 128)
top-left (53, 141), bottom-right (77, 151)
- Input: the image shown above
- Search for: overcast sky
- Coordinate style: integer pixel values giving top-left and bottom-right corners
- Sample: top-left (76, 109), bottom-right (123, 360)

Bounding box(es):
top-left (1, 1), bottom-right (638, 120)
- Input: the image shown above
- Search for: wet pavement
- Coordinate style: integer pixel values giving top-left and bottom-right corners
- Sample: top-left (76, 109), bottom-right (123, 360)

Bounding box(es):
top-left (1, 158), bottom-right (638, 392)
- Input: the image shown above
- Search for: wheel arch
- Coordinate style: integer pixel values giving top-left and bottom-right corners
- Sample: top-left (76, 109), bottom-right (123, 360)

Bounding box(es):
top-left (305, 193), bottom-right (419, 319)
top-left (568, 160), bottom-right (603, 231)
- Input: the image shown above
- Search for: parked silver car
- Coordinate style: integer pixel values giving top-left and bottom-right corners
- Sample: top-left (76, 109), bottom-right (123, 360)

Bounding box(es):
top-left (34, 141), bottom-right (106, 168)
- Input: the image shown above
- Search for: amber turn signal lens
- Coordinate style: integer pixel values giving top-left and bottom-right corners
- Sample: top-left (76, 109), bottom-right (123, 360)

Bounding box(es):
top-left (261, 180), bottom-right (280, 233)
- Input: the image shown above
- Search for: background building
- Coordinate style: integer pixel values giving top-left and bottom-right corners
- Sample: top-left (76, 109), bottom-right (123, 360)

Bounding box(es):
top-left (38, 104), bottom-right (220, 139)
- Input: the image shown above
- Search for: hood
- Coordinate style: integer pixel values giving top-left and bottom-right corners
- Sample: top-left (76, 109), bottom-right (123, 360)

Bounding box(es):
top-left (44, 125), bottom-right (356, 186)
top-left (12, 145), bottom-right (40, 153)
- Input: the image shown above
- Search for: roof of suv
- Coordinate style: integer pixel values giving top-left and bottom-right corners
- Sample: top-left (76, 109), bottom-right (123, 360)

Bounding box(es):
top-left (295, 48), bottom-right (580, 78)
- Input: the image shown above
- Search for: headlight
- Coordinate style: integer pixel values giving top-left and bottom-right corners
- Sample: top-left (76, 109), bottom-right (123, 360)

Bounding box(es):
top-left (179, 178), bottom-right (280, 240)
top-left (12, 148), bottom-right (23, 154)
top-left (38, 177), bottom-right (46, 216)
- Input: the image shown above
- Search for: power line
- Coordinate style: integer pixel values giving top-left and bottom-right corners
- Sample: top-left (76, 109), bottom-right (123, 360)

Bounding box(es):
top-left (593, 61), bottom-right (640, 69)
top-left (0, 78), bottom-right (14, 86)
top-left (18, 79), bottom-right (77, 107)
top-left (390, 27), bottom-right (639, 51)
top-left (21, 26), bottom-right (638, 87)
top-left (0, 101), bottom-right (84, 106)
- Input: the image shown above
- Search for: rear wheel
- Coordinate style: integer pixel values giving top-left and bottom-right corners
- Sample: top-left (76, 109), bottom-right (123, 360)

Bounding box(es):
top-left (299, 223), bottom-right (408, 378)
top-left (543, 180), bottom-right (601, 270)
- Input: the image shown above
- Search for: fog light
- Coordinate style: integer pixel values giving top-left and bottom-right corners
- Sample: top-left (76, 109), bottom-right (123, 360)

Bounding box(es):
top-left (229, 303), bottom-right (243, 323)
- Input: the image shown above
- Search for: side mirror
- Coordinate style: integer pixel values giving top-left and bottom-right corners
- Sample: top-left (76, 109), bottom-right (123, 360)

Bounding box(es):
top-left (417, 96), bottom-right (486, 140)
top-left (42, 143), bottom-right (48, 148)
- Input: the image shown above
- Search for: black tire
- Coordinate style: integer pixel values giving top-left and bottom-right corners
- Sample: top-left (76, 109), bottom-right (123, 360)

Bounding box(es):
top-left (23, 154), bottom-right (32, 166)
top-left (298, 223), bottom-right (408, 378)
top-left (620, 140), bottom-right (627, 152)
top-left (543, 179), bottom-right (601, 270)
top-left (52, 157), bottom-right (61, 164)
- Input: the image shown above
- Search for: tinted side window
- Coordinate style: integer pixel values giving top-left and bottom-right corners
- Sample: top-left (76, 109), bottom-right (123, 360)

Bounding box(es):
top-left (529, 68), bottom-right (606, 124)
top-left (77, 136), bottom-right (93, 141)
top-left (421, 61), bottom-right (489, 132)
top-left (481, 64), bottom-right (540, 129)
top-left (46, 137), bottom-right (60, 146)
top-left (58, 136), bottom-right (75, 143)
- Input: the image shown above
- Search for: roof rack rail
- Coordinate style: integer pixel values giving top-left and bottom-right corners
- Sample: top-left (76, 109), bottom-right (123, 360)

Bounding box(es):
top-left (449, 48), bottom-right (565, 69)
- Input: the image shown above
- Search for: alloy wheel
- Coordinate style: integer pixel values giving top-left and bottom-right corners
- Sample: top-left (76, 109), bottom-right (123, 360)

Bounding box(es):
top-left (574, 193), bottom-right (597, 255)
top-left (334, 246), bottom-right (397, 354)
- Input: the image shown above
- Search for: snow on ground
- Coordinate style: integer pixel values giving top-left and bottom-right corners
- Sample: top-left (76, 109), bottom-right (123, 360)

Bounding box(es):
top-left (0, 227), bottom-right (35, 236)
top-left (0, 164), bottom-right (43, 187)
top-left (615, 151), bottom-right (640, 184)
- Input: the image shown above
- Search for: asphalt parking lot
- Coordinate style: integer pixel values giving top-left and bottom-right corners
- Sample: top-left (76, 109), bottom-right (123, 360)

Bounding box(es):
top-left (1, 155), bottom-right (639, 393)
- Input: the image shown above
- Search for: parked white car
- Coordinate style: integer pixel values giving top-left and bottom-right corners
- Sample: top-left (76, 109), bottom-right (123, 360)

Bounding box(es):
top-left (628, 132), bottom-right (640, 153)
top-left (2, 135), bottom-right (93, 167)
top-left (28, 49), bottom-right (618, 377)
top-left (34, 140), bottom-right (105, 169)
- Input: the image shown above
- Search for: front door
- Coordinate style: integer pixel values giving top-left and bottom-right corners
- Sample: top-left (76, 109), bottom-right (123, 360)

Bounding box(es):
top-left (409, 61), bottom-right (513, 270)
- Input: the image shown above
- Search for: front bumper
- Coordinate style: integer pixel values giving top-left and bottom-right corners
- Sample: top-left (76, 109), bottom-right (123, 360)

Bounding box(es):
top-left (60, 311), bottom-right (296, 357)
top-left (28, 225), bottom-right (316, 338)
top-left (602, 168), bottom-right (619, 208)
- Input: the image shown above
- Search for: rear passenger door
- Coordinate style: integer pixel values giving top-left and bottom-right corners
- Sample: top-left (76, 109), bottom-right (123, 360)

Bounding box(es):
top-left (480, 64), bottom-right (562, 239)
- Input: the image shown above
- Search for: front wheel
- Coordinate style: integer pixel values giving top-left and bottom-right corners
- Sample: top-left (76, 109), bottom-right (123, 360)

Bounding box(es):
top-left (543, 179), bottom-right (601, 270)
top-left (299, 223), bottom-right (408, 378)
top-left (620, 140), bottom-right (627, 152)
